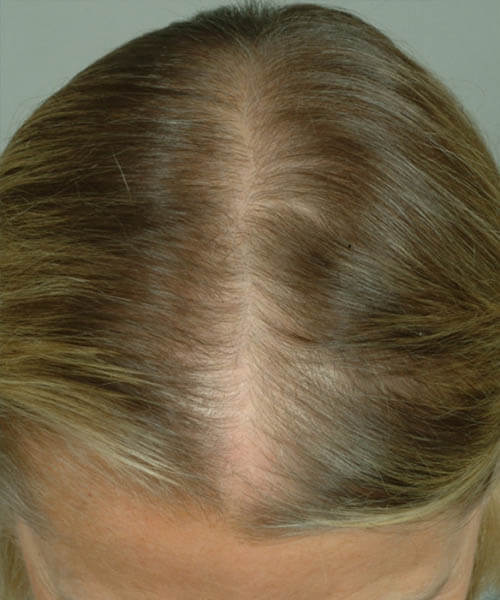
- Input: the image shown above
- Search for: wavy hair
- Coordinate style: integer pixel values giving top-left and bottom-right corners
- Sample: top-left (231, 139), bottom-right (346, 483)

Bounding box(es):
top-left (1, 1), bottom-right (499, 598)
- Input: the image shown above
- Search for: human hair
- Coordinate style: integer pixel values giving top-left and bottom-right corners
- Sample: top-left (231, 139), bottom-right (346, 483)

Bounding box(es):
top-left (1, 1), bottom-right (499, 598)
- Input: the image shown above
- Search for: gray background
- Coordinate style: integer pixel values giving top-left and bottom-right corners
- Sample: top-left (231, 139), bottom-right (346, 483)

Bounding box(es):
top-left (1, 0), bottom-right (499, 165)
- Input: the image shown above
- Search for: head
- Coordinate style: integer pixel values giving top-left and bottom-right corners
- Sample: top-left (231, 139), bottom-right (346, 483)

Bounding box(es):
top-left (0, 1), bottom-right (499, 599)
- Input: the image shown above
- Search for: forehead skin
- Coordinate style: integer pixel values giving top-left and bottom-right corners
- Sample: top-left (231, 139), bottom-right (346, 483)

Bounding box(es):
top-left (16, 495), bottom-right (483, 600)
top-left (15, 443), bottom-right (485, 600)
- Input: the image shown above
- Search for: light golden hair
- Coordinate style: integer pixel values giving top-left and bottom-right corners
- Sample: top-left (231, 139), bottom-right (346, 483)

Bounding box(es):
top-left (1, 1), bottom-right (499, 598)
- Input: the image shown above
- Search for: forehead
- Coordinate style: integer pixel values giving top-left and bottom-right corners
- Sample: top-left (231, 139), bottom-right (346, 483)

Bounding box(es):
top-left (16, 441), bottom-right (482, 599)
top-left (18, 493), bottom-right (472, 600)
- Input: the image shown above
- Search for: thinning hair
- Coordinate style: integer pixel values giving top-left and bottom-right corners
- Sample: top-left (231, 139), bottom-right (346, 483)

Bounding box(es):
top-left (0, 2), bottom-right (499, 599)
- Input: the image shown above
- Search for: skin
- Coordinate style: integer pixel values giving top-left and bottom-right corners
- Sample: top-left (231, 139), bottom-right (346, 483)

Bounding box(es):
top-left (15, 496), bottom-right (484, 600)
top-left (14, 441), bottom-right (486, 600)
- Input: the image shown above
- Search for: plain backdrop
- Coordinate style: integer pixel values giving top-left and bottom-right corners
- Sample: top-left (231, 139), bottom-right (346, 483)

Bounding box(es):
top-left (1, 0), bottom-right (499, 166)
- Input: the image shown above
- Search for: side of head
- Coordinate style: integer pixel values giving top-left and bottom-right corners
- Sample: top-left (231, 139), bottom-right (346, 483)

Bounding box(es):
top-left (1, 1), bottom-right (499, 599)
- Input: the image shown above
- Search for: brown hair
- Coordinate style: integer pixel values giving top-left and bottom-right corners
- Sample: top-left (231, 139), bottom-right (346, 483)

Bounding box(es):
top-left (1, 1), bottom-right (499, 598)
